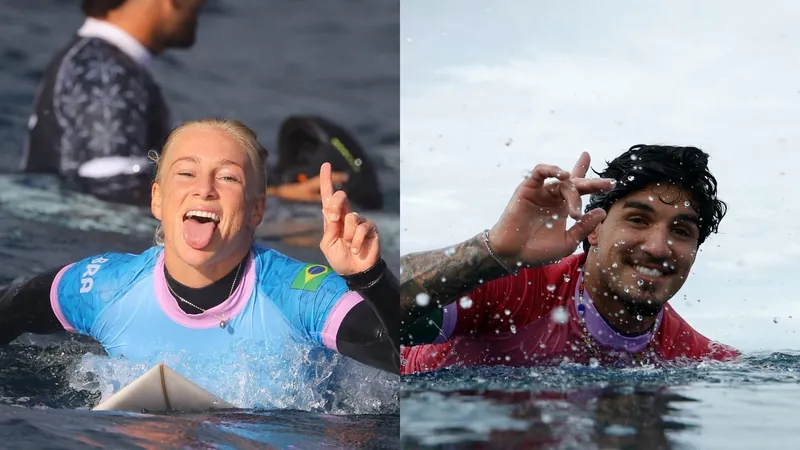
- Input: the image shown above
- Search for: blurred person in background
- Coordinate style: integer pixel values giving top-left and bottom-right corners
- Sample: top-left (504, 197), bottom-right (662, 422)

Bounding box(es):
top-left (17, 0), bottom-right (385, 214)
top-left (20, 0), bottom-right (206, 205)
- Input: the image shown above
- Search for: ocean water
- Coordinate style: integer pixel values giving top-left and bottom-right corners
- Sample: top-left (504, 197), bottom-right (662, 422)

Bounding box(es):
top-left (0, 0), bottom-right (399, 448)
top-left (400, 352), bottom-right (800, 449)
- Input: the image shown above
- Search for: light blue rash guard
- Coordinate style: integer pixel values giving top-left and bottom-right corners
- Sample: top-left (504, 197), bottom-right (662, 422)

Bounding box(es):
top-left (48, 244), bottom-right (364, 363)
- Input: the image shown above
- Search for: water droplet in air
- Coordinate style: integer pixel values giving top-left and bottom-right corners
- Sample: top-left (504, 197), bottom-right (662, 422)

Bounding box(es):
top-left (563, 274), bottom-right (571, 283)
top-left (612, 262), bottom-right (618, 268)
top-left (545, 222), bottom-right (553, 229)
top-left (551, 306), bottom-right (569, 324)
top-left (354, 158), bottom-right (363, 167)
top-left (510, 325), bottom-right (517, 334)
top-left (663, 261), bottom-right (669, 267)
top-left (667, 240), bottom-right (674, 245)
top-left (630, 155), bottom-right (638, 161)
top-left (415, 293), bottom-right (430, 307)
top-left (589, 358), bottom-right (600, 368)
top-left (546, 284), bottom-right (557, 292)
top-left (552, 214), bottom-right (559, 220)
top-left (459, 296), bottom-right (473, 309)
top-left (504, 308), bottom-right (511, 316)
top-left (636, 315), bottom-right (643, 321)
top-left (628, 175), bottom-right (635, 181)
top-left (684, 201), bottom-right (690, 207)
top-left (637, 279), bottom-right (644, 287)
top-left (440, 277), bottom-right (447, 282)
top-left (773, 317), bottom-right (779, 324)
top-left (648, 196), bottom-right (654, 201)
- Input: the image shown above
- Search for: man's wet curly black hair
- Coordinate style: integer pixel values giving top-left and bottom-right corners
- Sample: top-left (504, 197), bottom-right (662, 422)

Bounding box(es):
top-left (582, 144), bottom-right (727, 252)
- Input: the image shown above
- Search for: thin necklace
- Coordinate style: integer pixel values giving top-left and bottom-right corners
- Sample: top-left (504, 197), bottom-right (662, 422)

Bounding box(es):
top-left (166, 259), bottom-right (244, 329)
top-left (577, 277), bottom-right (659, 366)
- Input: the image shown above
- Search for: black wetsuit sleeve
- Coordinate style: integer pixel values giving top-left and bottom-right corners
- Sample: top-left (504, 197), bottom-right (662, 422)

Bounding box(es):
top-left (54, 46), bottom-right (156, 206)
top-left (336, 259), bottom-right (400, 375)
top-left (0, 268), bottom-right (65, 345)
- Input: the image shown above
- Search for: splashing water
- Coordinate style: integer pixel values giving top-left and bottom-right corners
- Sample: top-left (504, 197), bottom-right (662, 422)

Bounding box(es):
top-left (416, 293), bottom-right (431, 307)
top-left (551, 307), bottom-right (569, 324)
top-left (69, 340), bottom-right (398, 415)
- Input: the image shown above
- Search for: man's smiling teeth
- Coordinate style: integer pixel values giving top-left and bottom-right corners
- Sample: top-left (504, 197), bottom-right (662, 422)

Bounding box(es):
top-left (634, 265), bottom-right (663, 277)
top-left (185, 210), bottom-right (220, 223)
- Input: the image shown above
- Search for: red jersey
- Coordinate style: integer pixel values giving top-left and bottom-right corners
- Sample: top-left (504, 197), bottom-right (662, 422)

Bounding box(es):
top-left (401, 252), bottom-right (740, 375)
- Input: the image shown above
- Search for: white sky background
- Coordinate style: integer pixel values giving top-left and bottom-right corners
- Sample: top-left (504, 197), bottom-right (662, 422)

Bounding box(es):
top-left (401, 0), bottom-right (800, 352)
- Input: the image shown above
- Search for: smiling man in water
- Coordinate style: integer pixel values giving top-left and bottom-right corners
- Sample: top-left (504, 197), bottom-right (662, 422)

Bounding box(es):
top-left (400, 145), bottom-right (740, 374)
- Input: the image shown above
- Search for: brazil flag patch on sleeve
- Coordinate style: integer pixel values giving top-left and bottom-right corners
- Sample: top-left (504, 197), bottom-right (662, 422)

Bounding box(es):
top-left (290, 264), bottom-right (333, 292)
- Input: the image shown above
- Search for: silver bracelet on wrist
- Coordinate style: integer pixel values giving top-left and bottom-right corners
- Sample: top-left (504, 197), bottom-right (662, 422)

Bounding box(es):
top-left (481, 229), bottom-right (519, 276)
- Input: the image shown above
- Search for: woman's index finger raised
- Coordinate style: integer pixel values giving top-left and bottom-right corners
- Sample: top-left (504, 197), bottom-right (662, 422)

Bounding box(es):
top-left (319, 162), bottom-right (334, 204)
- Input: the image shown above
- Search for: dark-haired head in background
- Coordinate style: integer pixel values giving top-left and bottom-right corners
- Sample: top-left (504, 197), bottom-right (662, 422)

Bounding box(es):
top-left (80, 0), bottom-right (203, 50)
top-left (582, 145), bottom-right (727, 318)
top-left (20, 0), bottom-right (206, 205)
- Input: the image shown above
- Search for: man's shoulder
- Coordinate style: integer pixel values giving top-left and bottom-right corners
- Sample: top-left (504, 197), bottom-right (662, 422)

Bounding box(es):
top-left (657, 304), bottom-right (741, 360)
top-left (52, 36), bottom-right (148, 93)
top-left (63, 36), bottom-right (140, 70)
top-left (542, 252), bottom-right (586, 277)
top-left (513, 252), bottom-right (585, 290)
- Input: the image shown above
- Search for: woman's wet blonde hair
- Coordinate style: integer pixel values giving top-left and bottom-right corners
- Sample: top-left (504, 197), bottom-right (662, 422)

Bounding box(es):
top-left (150, 118), bottom-right (269, 246)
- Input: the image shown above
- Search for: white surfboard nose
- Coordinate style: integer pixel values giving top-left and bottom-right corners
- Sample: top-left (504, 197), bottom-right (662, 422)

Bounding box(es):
top-left (92, 363), bottom-right (234, 413)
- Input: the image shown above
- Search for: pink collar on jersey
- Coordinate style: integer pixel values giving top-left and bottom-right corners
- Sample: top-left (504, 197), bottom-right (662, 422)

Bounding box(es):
top-left (153, 249), bottom-right (256, 329)
top-left (574, 272), bottom-right (663, 352)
